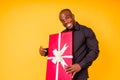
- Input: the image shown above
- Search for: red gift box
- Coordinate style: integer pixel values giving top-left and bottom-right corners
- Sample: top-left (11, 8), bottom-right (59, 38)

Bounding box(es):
top-left (46, 31), bottom-right (73, 80)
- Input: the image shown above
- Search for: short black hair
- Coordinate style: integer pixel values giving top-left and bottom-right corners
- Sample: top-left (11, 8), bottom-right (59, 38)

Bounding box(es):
top-left (59, 9), bottom-right (73, 15)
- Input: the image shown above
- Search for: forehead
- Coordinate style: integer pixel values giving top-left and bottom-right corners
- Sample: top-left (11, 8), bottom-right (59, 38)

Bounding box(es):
top-left (60, 11), bottom-right (72, 17)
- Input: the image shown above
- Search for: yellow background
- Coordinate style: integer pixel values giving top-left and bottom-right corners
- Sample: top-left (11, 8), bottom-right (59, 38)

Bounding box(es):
top-left (0, 0), bottom-right (120, 80)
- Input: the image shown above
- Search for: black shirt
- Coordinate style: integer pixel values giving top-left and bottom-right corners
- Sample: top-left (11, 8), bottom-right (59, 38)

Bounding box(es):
top-left (63, 22), bottom-right (99, 80)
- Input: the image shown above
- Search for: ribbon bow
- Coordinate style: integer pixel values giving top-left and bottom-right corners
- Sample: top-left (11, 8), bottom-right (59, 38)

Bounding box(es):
top-left (52, 43), bottom-right (68, 69)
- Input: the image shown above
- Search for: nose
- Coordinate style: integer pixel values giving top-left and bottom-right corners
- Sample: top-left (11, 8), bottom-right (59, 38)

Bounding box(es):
top-left (64, 19), bottom-right (68, 24)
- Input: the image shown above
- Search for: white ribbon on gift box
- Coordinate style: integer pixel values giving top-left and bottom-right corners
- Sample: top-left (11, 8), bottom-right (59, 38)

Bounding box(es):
top-left (48, 33), bottom-right (73, 80)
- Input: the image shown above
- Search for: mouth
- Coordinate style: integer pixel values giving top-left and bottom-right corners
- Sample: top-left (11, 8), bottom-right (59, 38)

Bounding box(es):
top-left (66, 23), bottom-right (73, 29)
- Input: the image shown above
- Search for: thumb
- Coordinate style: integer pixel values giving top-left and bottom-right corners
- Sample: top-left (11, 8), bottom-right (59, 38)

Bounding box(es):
top-left (72, 72), bottom-right (76, 78)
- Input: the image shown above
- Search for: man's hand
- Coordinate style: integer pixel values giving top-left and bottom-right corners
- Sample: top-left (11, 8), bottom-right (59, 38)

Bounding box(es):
top-left (39, 46), bottom-right (47, 56)
top-left (65, 64), bottom-right (82, 78)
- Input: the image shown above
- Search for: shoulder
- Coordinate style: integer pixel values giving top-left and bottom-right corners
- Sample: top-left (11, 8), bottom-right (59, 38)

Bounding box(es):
top-left (75, 22), bottom-right (89, 30)
top-left (78, 24), bottom-right (96, 37)
top-left (78, 23), bottom-right (92, 32)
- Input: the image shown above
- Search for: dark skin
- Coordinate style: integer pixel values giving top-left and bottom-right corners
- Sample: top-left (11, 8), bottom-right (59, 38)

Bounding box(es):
top-left (39, 10), bottom-right (81, 78)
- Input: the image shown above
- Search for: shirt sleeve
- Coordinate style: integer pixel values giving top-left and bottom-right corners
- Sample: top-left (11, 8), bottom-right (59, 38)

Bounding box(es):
top-left (79, 28), bottom-right (99, 69)
top-left (44, 48), bottom-right (48, 56)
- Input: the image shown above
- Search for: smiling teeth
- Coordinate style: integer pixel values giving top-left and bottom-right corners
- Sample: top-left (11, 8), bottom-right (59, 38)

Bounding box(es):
top-left (67, 24), bottom-right (71, 27)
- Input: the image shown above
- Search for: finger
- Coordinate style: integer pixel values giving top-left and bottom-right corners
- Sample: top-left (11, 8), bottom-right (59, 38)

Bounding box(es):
top-left (39, 46), bottom-right (46, 56)
top-left (65, 66), bottom-right (72, 72)
top-left (40, 46), bottom-right (47, 52)
top-left (40, 47), bottom-right (46, 53)
top-left (72, 72), bottom-right (76, 78)
top-left (65, 66), bottom-right (71, 69)
top-left (40, 46), bottom-right (43, 51)
top-left (66, 67), bottom-right (74, 74)
top-left (44, 49), bottom-right (47, 52)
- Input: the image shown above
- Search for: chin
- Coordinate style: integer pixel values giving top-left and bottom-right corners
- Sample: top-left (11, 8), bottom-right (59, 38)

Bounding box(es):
top-left (65, 25), bottom-right (73, 29)
top-left (68, 26), bottom-right (73, 29)
top-left (68, 27), bottom-right (72, 29)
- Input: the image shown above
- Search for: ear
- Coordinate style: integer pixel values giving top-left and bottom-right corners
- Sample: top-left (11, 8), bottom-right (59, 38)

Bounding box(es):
top-left (72, 14), bottom-right (75, 18)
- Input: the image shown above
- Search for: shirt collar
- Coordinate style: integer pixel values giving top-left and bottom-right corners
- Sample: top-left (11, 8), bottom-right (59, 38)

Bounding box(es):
top-left (74, 22), bottom-right (80, 31)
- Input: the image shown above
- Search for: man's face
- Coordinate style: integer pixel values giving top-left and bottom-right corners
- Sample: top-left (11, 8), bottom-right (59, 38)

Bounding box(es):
top-left (59, 11), bottom-right (75, 29)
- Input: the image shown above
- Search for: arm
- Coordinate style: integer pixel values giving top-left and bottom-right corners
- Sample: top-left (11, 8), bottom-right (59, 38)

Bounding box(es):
top-left (79, 28), bottom-right (99, 69)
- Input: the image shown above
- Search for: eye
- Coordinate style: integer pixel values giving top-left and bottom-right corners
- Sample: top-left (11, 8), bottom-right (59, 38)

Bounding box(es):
top-left (60, 19), bottom-right (65, 23)
top-left (65, 15), bottom-right (70, 19)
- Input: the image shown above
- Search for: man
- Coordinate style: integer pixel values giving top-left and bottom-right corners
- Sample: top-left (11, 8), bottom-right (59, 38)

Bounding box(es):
top-left (39, 9), bottom-right (99, 80)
